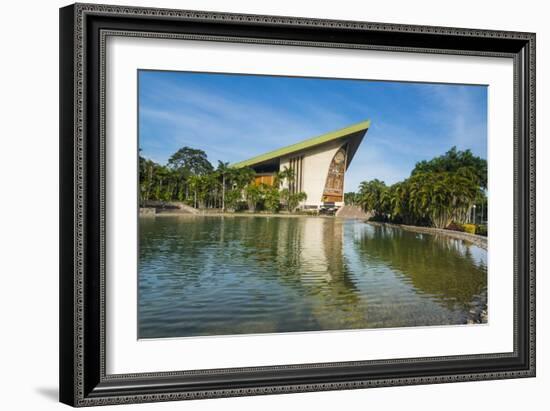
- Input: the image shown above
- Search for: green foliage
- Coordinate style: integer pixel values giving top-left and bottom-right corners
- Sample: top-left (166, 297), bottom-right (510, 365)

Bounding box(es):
top-left (288, 192), bottom-right (307, 212)
top-left (187, 174), bottom-right (218, 208)
top-left (279, 188), bottom-right (290, 209)
top-left (139, 144), bottom-right (299, 214)
top-left (276, 166), bottom-right (295, 188)
top-left (140, 147), bottom-right (216, 206)
top-left (263, 185), bottom-right (281, 213)
top-left (168, 146), bottom-right (213, 175)
top-left (140, 145), bottom-right (486, 223)
top-left (224, 189), bottom-right (242, 211)
top-left (139, 156), bottom-right (181, 203)
top-left (476, 224), bottom-right (488, 236)
top-left (412, 146), bottom-right (487, 189)
top-left (243, 182), bottom-right (306, 213)
top-left (344, 192), bottom-right (359, 205)
top-left (229, 167), bottom-right (256, 190)
top-left (354, 147), bottom-right (487, 229)
top-left (244, 184), bottom-right (262, 212)
top-left (403, 170), bottom-right (481, 228)
top-left (140, 146), bottom-right (260, 210)
top-left (218, 162), bottom-right (255, 211)
top-left (446, 222), bottom-right (465, 232)
top-left (358, 179), bottom-right (387, 218)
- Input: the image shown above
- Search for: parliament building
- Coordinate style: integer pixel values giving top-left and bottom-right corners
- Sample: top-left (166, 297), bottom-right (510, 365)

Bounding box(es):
top-left (232, 120), bottom-right (370, 210)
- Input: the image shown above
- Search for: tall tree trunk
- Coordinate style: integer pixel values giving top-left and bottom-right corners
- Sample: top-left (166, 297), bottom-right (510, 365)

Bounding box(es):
top-left (146, 164), bottom-right (153, 200)
top-left (222, 175), bottom-right (225, 212)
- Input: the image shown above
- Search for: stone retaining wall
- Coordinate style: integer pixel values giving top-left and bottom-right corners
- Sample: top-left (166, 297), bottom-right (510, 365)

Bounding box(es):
top-left (367, 222), bottom-right (488, 250)
top-left (142, 201), bottom-right (199, 215)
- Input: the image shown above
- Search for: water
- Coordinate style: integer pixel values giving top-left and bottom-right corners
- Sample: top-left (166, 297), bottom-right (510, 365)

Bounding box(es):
top-left (138, 216), bottom-right (487, 339)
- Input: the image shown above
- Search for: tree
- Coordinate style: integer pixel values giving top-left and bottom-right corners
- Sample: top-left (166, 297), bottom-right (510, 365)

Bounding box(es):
top-left (166, 147), bottom-right (213, 204)
top-left (279, 187), bottom-right (307, 212)
top-left (231, 167), bottom-right (256, 190)
top-left (187, 175), bottom-right (200, 208)
top-left (385, 182), bottom-right (414, 224)
top-left (279, 188), bottom-right (290, 210)
top-left (139, 147), bottom-right (258, 211)
top-left (263, 185), bottom-right (281, 213)
top-left (224, 189), bottom-right (242, 211)
top-left (139, 155), bottom-right (155, 203)
top-left (412, 146), bottom-right (487, 189)
top-left (217, 161), bottom-right (230, 211)
top-left (203, 172), bottom-right (219, 208)
top-left (358, 179), bottom-right (387, 218)
top-left (354, 148), bottom-right (485, 228)
top-left (222, 166), bottom-right (255, 211)
top-left (397, 170), bottom-right (481, 228)
top-left (139, 145), bottom-right (487, 221)
top-left (275, 166), bottom-right (295, 189)
top-left (344, 192), bottom-right (358, 206)
top-left (168, 147), bottom-right (214, 175)
top-left (244, 184), bottom-right (262, 212)
top-left (288, 192), bottom-right (307, 212)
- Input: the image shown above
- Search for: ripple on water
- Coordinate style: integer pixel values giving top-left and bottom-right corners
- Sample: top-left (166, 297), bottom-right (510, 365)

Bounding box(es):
top-left (138, 216), bottom-right (488, 338)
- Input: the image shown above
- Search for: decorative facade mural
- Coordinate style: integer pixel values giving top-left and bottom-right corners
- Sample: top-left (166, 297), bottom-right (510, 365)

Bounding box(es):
top-left (322, 146), bottom-right (347, 203)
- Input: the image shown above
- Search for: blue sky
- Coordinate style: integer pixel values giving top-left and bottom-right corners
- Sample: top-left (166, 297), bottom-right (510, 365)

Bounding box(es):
top-left (139, 70), bottom-right (487, 191)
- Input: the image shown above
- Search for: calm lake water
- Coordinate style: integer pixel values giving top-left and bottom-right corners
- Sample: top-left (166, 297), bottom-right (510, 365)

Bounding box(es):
top-left (138, 216), bottom-right (487, 339)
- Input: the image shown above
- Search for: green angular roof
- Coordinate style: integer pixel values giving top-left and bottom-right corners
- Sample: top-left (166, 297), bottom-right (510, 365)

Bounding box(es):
top-left (231, 119), bottom-right (371, 168)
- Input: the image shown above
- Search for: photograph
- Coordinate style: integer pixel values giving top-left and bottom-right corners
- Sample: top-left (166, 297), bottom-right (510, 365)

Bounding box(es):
top-left (137, 70), bottom-right (489, 339)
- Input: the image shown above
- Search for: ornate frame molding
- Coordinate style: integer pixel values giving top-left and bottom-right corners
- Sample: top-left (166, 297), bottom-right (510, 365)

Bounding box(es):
top-left (60, 3), bottom-right (535, 407)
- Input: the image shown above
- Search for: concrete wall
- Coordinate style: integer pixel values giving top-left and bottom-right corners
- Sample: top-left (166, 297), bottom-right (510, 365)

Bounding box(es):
top-left (280, 139), bottom-right (345, 208)
top-left (139, 207), bottom-right (156, 216)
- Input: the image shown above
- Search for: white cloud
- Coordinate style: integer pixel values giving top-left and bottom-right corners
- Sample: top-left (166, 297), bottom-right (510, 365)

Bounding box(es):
top-left (416, 84), bottom-right (487, 156)
top-left (140, 79), bottom-right (355, 165)
top-left (139, 75), bottom-right (486, 188)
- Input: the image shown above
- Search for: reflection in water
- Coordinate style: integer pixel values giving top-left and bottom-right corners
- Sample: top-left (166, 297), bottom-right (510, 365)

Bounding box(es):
top-left (138, 216), bottom-right (487, 338)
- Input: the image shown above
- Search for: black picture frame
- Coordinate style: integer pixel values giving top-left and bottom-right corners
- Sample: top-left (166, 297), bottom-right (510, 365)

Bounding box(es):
top-left (59, 3), bottom-right (536, 407)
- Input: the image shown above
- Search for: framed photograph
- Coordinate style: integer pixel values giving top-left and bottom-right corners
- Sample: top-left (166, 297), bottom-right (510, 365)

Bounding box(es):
top-left (59, 3), bottom-right (535, 407)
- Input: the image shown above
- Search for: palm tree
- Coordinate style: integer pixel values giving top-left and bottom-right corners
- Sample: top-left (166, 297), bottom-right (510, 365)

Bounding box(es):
top-left (263, 184), bottom-right (280, 213)
top-left (389, 182), bottom-right (408, 222)
top-left (245, 183), bottom-right (262, 212)
top-left (233, 167), bottom-right (256, 190)
top-left (358, 179), bottom-right (387, 218)
top-left (276, 166), bottom-right (295, 189)
top-left (216, 161), bottom-right (230, 212)
top-left (279, 188), bottom-right (289, 209)
top-left (344, 192), bottom-right (358, 206)
top-left (187, 174), bottom-right (199, 208)
top-left (288, 191), bottom-right (307, 212)
top-left (403, 171), bottom-right (480, 228)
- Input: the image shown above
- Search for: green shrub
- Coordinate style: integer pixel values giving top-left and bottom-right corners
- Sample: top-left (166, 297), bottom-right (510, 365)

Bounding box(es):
top-left (463, 223), bottom-right (476, 234)
top-left (476, 224), bottom-right (488, 236)
top-left (446, 222), bottom-right (465, 232)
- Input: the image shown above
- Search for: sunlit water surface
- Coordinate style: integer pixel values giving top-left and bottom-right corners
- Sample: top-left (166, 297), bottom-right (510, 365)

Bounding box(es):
top-left (139, 216), bottom-right (487, 338)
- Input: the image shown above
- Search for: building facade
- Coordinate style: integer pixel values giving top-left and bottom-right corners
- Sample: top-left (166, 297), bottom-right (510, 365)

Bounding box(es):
top-left (232, 120), bottom-right (370, 210)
